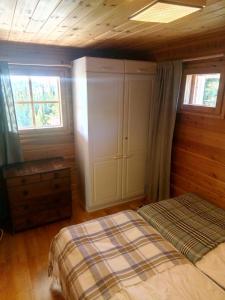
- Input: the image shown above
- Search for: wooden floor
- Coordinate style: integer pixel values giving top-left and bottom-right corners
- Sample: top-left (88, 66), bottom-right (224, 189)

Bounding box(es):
top-left (0, 196), bottom-right (147, 300)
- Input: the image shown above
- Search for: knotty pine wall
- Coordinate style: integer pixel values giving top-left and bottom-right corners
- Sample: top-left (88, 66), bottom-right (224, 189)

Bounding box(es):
top-left (171, 113), bottom-right (225, 209)
top-left (1, 41), bottom-right (147, 206)
top-left (150, 35), bottom-right (225, 209)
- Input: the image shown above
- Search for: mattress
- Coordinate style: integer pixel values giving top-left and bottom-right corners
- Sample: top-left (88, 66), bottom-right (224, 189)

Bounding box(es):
top-left (196, 242), bottom-right (225, 288)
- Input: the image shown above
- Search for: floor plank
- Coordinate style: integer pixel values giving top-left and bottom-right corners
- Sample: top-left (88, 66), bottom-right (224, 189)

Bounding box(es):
top-left (0, 197), bottom-right (146, 299)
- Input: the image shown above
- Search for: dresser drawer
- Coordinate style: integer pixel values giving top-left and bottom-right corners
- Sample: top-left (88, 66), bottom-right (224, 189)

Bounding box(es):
top-left (51, 177), bottom-right (70, 193)
top-left (8, 181), bottom-right (52, 204)
top-left (3, 158), bottom-right (72, 232)
top-left (41, 168), bottom-right (70, 181)
top-left (11, 191), bottom-right (71, 217)
top-left (6, 174), bottom-right (40, 187)
top-left (13, 203), bottom-right (71, 232)
top-left (8, 177), bottom-right (70, 205)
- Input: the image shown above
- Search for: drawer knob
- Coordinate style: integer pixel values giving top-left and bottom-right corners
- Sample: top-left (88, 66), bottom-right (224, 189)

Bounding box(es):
top-left (54, 184), bottom-right (60, 189)
top-left (23, 204), bottom-right (29, 210)
top-left (26, 219), bottom-right (31, 225)
top-left (23, 190), bottom-right (29, 196)
top-left (21, 178), bottom-right (26, 184)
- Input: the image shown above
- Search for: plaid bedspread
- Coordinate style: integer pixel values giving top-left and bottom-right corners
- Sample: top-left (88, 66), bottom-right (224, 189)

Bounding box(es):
top-left (49, 210), bottom-right (186, 300)
top-left (138, 193), bottom-right (225, 264)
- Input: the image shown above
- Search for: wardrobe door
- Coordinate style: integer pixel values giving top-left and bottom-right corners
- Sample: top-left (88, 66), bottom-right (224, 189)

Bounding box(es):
top-left (87, 72), bottom-right (124, 207)
top-left (122, 74), bottom-right (153, 199)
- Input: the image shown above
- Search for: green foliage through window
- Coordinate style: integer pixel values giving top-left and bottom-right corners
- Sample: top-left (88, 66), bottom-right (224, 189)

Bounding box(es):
top-left (184, 73), bottom-right (220, 108)
top-left (11, 75), bottom-right (62, 130)
top-left (203, 78), bottom-right (220, 107)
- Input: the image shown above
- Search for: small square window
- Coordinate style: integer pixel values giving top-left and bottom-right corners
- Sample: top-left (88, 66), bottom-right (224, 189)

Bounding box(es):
top-left (179, 62), bottom-right (225, 116)
top-left (11, 75), bottom-right (63, 130)
top-left (183, 73), bottom-right (220, 108)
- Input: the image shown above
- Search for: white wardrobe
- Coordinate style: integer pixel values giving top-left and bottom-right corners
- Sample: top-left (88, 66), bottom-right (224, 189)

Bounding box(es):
top-left (72, 57), bottom-right (156, 211)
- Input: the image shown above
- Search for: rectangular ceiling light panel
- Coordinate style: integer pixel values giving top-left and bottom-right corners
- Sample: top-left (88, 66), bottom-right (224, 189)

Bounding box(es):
top-left (130, 1), bottom-right (203, 23)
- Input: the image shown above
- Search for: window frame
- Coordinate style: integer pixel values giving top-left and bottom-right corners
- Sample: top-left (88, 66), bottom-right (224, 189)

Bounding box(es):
top-left (9, 65), bottom-right (72, 137)
top-left (179, 60), bottom-right (225, 117)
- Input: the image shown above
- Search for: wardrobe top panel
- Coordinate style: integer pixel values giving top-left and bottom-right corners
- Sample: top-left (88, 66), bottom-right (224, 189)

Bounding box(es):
top-left (85, 57), bottom-right (124, 73)
top-left (124, 60), bottom-right (156, 75)
top-left (73, 57), bottom-right (156, 74)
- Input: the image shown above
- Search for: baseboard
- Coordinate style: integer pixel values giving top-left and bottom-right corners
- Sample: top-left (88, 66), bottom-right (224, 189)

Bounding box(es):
top-left (85, 195), bottom-right (145, 212)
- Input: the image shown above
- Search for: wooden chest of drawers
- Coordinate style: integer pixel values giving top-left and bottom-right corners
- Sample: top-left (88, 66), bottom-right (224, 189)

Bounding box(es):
top-left (3, 157), bottom-right (72, 232)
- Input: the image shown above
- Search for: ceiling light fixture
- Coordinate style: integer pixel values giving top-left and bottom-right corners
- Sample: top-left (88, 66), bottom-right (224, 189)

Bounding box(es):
top-left (129, 0), bottom-right (206, 23)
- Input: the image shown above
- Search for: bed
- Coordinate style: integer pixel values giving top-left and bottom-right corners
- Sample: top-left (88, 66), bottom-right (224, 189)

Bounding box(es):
top-left (49, 209), bottom-right (225, 300)
top-left (138, 193), bottom-right (225, 289)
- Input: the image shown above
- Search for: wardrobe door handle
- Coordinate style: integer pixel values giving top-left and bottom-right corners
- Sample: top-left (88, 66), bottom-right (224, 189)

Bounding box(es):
top-left (101, 66), bottom-right (112, 71)
top-left (112, 155), bottom-right (123, 160)
top-left (123, 155), bottom-right (132, 159)
top-left (137, 68), bottom-right (148, 73)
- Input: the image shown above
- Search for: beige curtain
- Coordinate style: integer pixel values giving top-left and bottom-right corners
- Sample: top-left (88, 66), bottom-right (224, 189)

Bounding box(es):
top-left (147, 61), bottom-right (182, 202)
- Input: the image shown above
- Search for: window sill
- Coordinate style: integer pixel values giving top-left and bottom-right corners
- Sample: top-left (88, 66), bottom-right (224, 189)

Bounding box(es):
top-left (178, 105), bottom-right (224, 119)
top-left (19, 126), bottom-right (73, 141)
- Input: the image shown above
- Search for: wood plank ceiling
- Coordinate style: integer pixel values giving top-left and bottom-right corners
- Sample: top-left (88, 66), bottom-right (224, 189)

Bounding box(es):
top-left (0, 0), bottom-right (224, 52)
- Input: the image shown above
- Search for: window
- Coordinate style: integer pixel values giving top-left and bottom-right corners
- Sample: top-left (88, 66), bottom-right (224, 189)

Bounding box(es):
top-left (180, 61), bottom-right (225, 116)
top-left (184, 73), bottom-right (220, 108)
top-left (11, 75), bottom-right (63, 130)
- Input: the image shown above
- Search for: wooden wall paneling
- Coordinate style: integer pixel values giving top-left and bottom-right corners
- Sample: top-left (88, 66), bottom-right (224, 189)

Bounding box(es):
top-left (54, 0), bottom-right (115, 46)
top-left (35, 0), bottom-right (103, 44)
top-left (172, 110), bottom-right (225, 209)
top-left (89, 22), bottom-right (162, 50)
top-left (0, 41), bottom-right (78, 65)
top-left (0, 0), bottom-right (17, 39)
top-left (30, 0), bottom-right (80, 43)
top-left (90, 0), bottom-right (225, 52)
top-left (149, 30), bottom-right (225, 61)
top-left (23, 0), bottom-right (61, 38)
top-left (0, 0), bottom-right (225, 51)
top-left (172, 163), bottom-right (225, 200)
top-left (174, 147), bottom-right (225, 183)
top-left (174, 137), bottom-right (225, 166)
top-left (55, 0), bottom-right (152, 47)
top-left (171, 171), bottom-right (224, 207)
top-left (9, 0), bottom-right (40, 42)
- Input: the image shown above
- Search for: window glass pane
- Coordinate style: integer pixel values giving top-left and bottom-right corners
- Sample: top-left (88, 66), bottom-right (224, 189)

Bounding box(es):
top-left (183, 73), bottom-right (220, 108)
top-left (34, 103), bottom-right (61, 128)
top-left (15, 104), bottom-right (33, 129)
top-left (11, 74), bottom-right (63, 130)
top-left (11, 76), bottom-right (30, 102)
top-left (203, 76), bottom-right (220, 107)
top-left (31, 76), bottom-right (59, 102)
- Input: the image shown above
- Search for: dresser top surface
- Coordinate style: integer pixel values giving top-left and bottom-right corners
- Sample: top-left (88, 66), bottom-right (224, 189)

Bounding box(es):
top-left (2, 157), bottom-right (70, 178)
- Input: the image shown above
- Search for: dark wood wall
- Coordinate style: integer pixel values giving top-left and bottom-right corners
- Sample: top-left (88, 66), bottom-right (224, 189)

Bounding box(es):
top-left (151, 35), bottom-right (225, 209)
top-left (149, 30), bottom-right (225, 62)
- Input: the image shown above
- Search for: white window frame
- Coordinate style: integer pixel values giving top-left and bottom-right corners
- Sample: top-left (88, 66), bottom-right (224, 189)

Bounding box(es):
top-left (179, 60), bottom-right (225, 117)
top-left (9, 65), bottom-right (72, 137)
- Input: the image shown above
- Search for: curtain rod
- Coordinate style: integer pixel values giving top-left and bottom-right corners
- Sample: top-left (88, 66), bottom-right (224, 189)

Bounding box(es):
top-left (182, 53), bottom-right (224, 62)
top-left (7, 62), bottom-right (72, 68)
